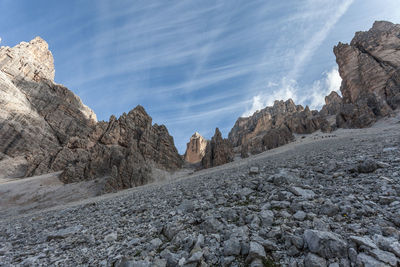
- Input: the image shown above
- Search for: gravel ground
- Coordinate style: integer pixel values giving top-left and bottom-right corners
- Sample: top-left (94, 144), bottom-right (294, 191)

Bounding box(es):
top-left (0, 115), bottom-right (400, 266)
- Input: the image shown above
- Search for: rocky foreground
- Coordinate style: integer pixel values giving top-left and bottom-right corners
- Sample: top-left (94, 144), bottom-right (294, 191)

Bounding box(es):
top-left (1, 116), bottom-right (399, 267)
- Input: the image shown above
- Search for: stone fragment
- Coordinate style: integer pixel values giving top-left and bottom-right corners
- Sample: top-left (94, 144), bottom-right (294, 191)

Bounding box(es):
top-left (223, 237), bottom-right (241, 256)
top-left (356, 253), bottom-right (387, 267)
top-left (259, 210), bottom-right (275, 226)
top-left (290, 187), bottom-right (316, 199)
top-left (293, 211), bottom-right (307, 221)
top-left (357, 159), bottom-right (378, 173)
top-left (304, 253), bottom-right (327, 267)
top-left (350, 235), bottom-right (377, 249)
top-left (304, 229), bottom-right (348, 259)
top-left (246, 242), bottom-right (266, 262)
top-left (249, 166), bottom-right (259, 175)
top-left (369, 249), bottom-right (399, 266)
top-left (104, 232), bottom-right (118, 242)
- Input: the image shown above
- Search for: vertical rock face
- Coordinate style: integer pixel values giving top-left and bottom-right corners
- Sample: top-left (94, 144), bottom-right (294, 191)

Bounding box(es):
top-left (59, 105), bottom-right (182, 192)
top-left (334, 21), bottom-right (400, 127)
top-left (202, 128), bottom-right (234, 169)
top-left (0, 37), bottom-right (182, 191)
top-left (0, 37), bottom-right (97, 177)
top-left (320, 91), bottom-right (343, 117)
top-left (184, 132), bottom-right (207, 163)
top-left (228, 99), bottom-right (328, 156)
top-left (0, 37), bottom-right (55, 81)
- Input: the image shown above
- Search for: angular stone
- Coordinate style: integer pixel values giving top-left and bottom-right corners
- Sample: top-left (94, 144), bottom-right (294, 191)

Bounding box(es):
top-left (223, 237), bottom-right (241, 256)
top-left (357, 253), bottom-right (387, 267)
top-left (293, 210), bottom-right (307, 221)
top-left (249, 167), bottom-right (259, 175)
top-left (290, 187), bottom-right (316, 199)
top-left (357, 159), bottom-right (378, 173)
top-left (369, 249), bottom-right (399, 266)
top-left (259, 210), bottom-right (274, 226)
top-left (304, 229), bottom-right (348, 259)
top-left (246, 242), bottom-right (266, 262)
top-left (350, 235), bottom-right (378, 249)
top-left (104, 232), bottom-right (118, 242)
top-left (304, 253), bottom-right (327, 267)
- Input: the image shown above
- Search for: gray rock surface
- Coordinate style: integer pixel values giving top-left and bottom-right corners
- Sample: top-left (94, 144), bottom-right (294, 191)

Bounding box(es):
top-left (1, 118), bottom-right (400, 266)
top-left (184, 132), bottom-right (207, 164)
top-left (228, 99), bottom-right (328, 155)
top-left (0, 37), bottom-right (182, 191)
top-left (202, 128), bottom-right (234, 169)
top-left (334, 21), bottom-right (400, 128)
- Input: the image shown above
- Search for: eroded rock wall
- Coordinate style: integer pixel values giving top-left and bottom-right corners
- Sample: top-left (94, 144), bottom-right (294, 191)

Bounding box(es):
top-left (0, 37), bottom-right (182, 191)
top-left (334, 21), bottom-right (400, 127)
top-left (184, 132), bottom-right (207, 164)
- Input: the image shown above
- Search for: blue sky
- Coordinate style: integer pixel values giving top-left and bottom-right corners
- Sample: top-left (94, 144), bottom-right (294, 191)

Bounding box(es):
top-left (1, 0), bottom-right (399, 153)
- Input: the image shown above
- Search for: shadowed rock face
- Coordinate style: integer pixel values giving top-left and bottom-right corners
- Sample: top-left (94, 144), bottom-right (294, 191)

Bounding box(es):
top-left (0, 37), bottom-right (97, 177)
top-left (0, 37), bottom-right (182, 191)
top-left (228, 99), bottom-right (329, 156)
top-left (202, 128), bottom-right (234, 169)
top-left (184, 132), bottom-right (207, 163)
top-left (59, 105), bottom-right (183, 192)
top-left (320, 91), bottom-right (343, 117)
top-left (334, 21), bottom-right (400, 127)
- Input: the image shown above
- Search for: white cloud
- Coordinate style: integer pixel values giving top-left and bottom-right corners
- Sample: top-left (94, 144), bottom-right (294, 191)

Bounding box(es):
top-left (242, 66), bottom-right (342, 116)
top-left (326, 67), bottom-right (342, 94)
top-left (288, 0), bottom-right (354, 80)
top-left (242, 78), bottom-right (297, 117)
top-left (242, 0), bottom-right (352, 117)
top-left (303, 67), bottom-right (342, 109)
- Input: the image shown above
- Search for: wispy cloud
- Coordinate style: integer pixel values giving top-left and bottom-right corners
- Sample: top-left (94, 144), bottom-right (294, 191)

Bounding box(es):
top-left (302, 67), bottom-right (342, 109)
top-left (243, 0), bottom-right (354, 117)
top-left (6, 0), bottom-right (395, 153)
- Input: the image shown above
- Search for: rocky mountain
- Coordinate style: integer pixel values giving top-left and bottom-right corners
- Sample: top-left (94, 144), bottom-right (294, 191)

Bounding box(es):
top-left (0, 37), bottom-right (97, 178)
top-left (228, 99), bottom-right (330, 156)
top-left (224, 21), bottom-right (400, 159)
top-left (0, 37), bottom-right (182, 191)
top-left (334, 21), bottom-right (400, 127)
top-left (202, 128), bottom-right (234, 168)
top-left (2, 115), bottom-right (399, 266)
top-left (320, 91), bottom-right (343, 117)
top-left (1, 20), bottom-right (400, 186)
top-left (59, 105), bottom-right (182, 192)
top-left (184, 132), bottom-right (207, 164)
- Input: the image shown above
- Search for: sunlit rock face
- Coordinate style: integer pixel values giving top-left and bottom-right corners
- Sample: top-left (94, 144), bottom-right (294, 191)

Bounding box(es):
top-left (184, 132), bottom-right (208, 164)
top-left (0, 37), bottom-right (182, 191)
top-left (334, 21), bottom-right (400, 128)
top-left (0, 37), bottom-right (97, 178)
top-left (228, 99), bottom-right (329, 156)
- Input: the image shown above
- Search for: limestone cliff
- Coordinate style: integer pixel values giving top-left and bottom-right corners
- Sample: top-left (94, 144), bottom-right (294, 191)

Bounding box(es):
top-left (0, 37), bottom-right (182, 191)
top-left (0, 37), bottom-right (97, 178)
top-left (184, 132), bottom-right (207, 164)
top-left (202, 128), bottom-right (234, 168)
top-left (334, 21), bottom-right (400, 127)
top-left (228, 99), bottom-right (328, 156)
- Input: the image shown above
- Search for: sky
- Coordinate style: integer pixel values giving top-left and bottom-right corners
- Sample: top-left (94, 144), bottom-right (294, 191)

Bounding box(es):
top-left (0, 0), bottom-right (399, 153)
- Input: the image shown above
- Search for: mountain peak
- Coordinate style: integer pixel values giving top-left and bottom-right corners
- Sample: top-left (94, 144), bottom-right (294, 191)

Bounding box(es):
top-left (0, 36), bottom-right (54, 81)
